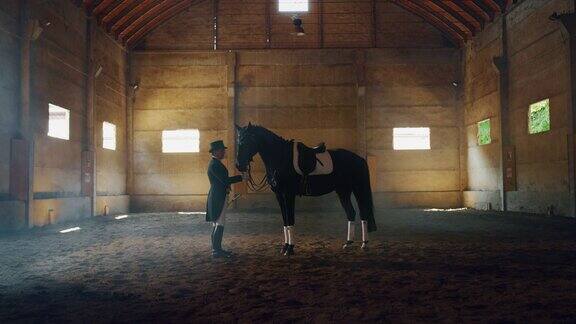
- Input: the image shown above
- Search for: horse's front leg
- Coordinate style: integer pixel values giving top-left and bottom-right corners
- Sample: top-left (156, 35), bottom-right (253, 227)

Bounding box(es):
top-left (283, 193), bottom-right (296, 256)
top-left (275, 192), bottom-right (290, 255)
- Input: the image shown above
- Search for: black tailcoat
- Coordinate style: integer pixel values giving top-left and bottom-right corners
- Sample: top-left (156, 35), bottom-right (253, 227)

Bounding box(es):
top-left (206, 158), bottom-right (242, 222)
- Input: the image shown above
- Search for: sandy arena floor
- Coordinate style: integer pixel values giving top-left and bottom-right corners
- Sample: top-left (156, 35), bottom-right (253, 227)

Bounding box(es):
top-left (0, 208), bottom-right (575, 323)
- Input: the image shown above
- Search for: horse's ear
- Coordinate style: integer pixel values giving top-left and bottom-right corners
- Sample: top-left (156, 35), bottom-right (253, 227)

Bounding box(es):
top-left (248, 122), bottom-right (252, 127)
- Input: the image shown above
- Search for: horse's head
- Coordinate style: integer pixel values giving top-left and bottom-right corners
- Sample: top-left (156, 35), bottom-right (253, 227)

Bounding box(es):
top-left (235, 123), bottom-right (260, 172)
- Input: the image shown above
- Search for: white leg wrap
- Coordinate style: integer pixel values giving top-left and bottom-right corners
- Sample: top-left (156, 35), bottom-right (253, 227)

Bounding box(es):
top-left (283, 226), bottom-right (288, 244)
top-left (286, 226), bottom-right (294, 245)
top-left (361, 220), bottom-right (368, 242)
top-left (347, 221), bottom-right (355, 241)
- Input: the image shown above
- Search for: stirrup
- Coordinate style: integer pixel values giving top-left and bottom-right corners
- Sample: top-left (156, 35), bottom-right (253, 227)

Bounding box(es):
top-left (342, 240), bottom-right (354, 249)
top-left (361, 241), bottom-right (369, 250)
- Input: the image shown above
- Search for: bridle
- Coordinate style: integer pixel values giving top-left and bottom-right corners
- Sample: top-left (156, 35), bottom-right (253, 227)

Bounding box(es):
top-left (245, 163), bottom-right (269, 192)
top-left (238, 131), bottom-right (270, 193)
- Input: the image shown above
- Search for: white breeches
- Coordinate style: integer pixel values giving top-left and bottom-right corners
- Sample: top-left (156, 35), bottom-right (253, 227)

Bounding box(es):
top-left (213, 203), bottom-right (227, 227)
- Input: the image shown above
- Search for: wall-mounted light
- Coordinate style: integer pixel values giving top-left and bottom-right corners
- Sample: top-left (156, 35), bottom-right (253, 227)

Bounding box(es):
top-left (452, 81), bottom-right (459, 88)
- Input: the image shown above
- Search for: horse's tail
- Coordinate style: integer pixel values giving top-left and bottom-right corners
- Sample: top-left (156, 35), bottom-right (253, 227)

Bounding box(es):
top-left (354, 158), bottom-right (377, 232)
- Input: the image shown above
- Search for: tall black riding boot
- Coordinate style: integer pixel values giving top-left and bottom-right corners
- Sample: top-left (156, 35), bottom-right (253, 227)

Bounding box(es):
top-left (212, 225), bottom-right (232, 258)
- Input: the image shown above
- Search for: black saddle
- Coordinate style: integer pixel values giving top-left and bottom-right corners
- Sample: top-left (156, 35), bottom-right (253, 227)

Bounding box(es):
top-left (297, 142), bottom-right (326, 176)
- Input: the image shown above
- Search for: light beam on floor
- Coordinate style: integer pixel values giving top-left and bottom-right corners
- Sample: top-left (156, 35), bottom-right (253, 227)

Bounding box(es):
top-left (59, 227), bottom-right (81, 234)
top-left (115, 215), bottom-right (129, 220)
top-left (177, 212), bottom-right (206, 215)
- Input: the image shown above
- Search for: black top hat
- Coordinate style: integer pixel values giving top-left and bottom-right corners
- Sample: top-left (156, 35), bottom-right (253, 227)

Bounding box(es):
top-left (209, 140), bottom-right (227, 153)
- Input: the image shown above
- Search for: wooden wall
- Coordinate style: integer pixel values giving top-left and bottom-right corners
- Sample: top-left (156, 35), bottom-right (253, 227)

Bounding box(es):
top-left (366, 48), bottom-right (460, 208)
top-left (29, 0), bottom-right (90, 226)
top-left (94, 28), bottom-right (129, 216)
top-left (506, 0), bottom-right (573, 215)
top-left (462, 17), bottom-right (503, 210)
top-left (130, 52), bottom-right (229, 212)
top-left (463, 0), bottom-right (575, 216)
top-left (0, 1), bottom-right (25, 230)
top-left (130, 0), bottom-right (459, 212)
top-left (0, 0), bottom-right (131, 227)
top-left (140, 0), bottom-right (451, 50)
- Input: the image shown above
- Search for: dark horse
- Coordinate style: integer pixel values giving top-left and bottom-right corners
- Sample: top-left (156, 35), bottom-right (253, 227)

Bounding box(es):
top-left (235, 123), bottom-right (377, 255)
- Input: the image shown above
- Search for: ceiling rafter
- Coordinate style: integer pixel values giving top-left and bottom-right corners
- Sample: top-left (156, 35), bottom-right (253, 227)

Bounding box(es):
top-left (74, 0), bottom-right (507, 49)
top-left (416, 0), bottom-right (474, 38)
top-left (430, 0), bottom-right (480, 36)
top-left (394, 0), bottom-right (465, 47)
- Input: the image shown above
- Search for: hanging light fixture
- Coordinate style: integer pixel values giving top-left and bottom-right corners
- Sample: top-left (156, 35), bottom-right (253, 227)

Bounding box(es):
top-left (292, 14), bottom-right (305, 36)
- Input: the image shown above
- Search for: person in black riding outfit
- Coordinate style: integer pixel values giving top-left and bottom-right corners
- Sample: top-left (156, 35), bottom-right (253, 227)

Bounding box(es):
top-left (206, 140), bottom-right (245, 258)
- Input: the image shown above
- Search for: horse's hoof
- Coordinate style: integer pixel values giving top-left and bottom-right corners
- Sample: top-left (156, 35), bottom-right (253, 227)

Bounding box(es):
top-left (284, 244), bottom-right (295, 256)
top-left (342, 240), bottom-right (354, 249)
top-left (361, 241), bottom-right (369, 250)
top-left (280, 243), bottom-right (289, 255)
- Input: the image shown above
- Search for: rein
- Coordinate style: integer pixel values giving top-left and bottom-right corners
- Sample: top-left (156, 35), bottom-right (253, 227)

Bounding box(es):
top-left (245, 163), bottom-right (270, 192)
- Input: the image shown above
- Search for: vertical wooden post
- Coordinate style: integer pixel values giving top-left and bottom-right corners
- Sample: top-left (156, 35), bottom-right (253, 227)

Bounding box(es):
top-left (226, 51), bottom-right (242, 208)
top-left (265, 0), bottom-right (271, 48)
top-left (355, 50), bottom-right (367, 158)
top-left (19, 1), bottom-right (34, 227)
top-left (126, 52), bottom-right (135, 199)
top-left (371, 0), bottom-right (377, 48)
top-left (83, 18), bottom-right (97, 216)
top-left (212, 0), bottom-right (219, 50)
top-left (493, 15), bottom-right (510, 211)
top-left (318, 0), bottom-right (323, 48)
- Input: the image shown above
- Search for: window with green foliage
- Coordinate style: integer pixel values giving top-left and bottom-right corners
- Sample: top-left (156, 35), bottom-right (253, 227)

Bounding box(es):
top-left (528, 99), bottom-right (550, 134)
top-left (477, 119), bottom-right (491, 145)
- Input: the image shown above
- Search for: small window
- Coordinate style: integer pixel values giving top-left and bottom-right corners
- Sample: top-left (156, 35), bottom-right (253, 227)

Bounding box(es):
top-left (477, 119), bottom-right (491, 145)
top-left (162, 129), bottom-right (200, 153)
top-left (393, 127), bottom-right (430, 150)
top-left (48, 104), bottom-right (70, 140)
top-left (528, 99), bottom-right (550, 134)
top-left (102, 122), bottom-right (116, 150)
top-left (279, 0), bottom-right (308, 12)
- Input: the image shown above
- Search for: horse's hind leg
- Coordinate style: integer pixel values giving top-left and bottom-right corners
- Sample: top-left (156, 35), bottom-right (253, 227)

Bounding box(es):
top-left (275, 192), bottom-right (296, 256)
top-left (337, 190), bottom-right (356, 249)
top-left (352, 188), bottom-right (370, 250)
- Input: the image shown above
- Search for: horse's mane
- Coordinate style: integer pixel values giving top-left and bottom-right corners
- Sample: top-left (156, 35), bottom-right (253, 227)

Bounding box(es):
top-left (250, 125), bottom-right (290, 144)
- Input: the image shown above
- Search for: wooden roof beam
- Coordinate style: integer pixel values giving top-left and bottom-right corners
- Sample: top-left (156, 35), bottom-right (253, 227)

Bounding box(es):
top-left (93, 0), bottom-right (115, 16)
top-left (101, 0), bottom-right (136, 25)
top-left (430, 0), bottom-right (480, 35)
top-left (126, 0), bottom-right (194, 48)
top-left (393, 0), bottom-right (465, 47)
top-left (111, 0), bottom-right (163, 37)
top-left (418, 0), bottom-right (475, 37)
top-left (119, 0), bottom-right (180, 42)
top-left (460, 1), bottom-right (491, 23)
top-left (474, 0), bottom-right (497, 21)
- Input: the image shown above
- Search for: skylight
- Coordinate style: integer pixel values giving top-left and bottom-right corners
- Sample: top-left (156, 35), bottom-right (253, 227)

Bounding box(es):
top-left (279, 0), bottom-right (308, 12)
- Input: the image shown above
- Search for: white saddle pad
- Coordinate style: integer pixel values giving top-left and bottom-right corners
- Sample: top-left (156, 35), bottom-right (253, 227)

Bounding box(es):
top-left (293, 142), bottom-right (334, 176)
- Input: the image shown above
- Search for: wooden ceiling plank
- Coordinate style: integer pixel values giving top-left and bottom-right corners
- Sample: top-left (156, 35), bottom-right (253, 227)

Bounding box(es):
top-left (102, 0), bottom-right (136, 25)
top-left (417, 0), bottom-right (474, 37)
top-left (119, 0), bottom-right (179, 42)
top-left (93, 0), bottom-right (115, 16)
top-left (461, 1), bottom-right (491, 23)
top-left (431, 0), bottom-right (480, 35)
top-left (111, 0), bottom-right (162, 36)
top-left (393, 0), bottom-right (464, 47)
top-left (126, 0), bottom-right (194, 48)
top-left (474, 0), bottom-right (496, 21)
